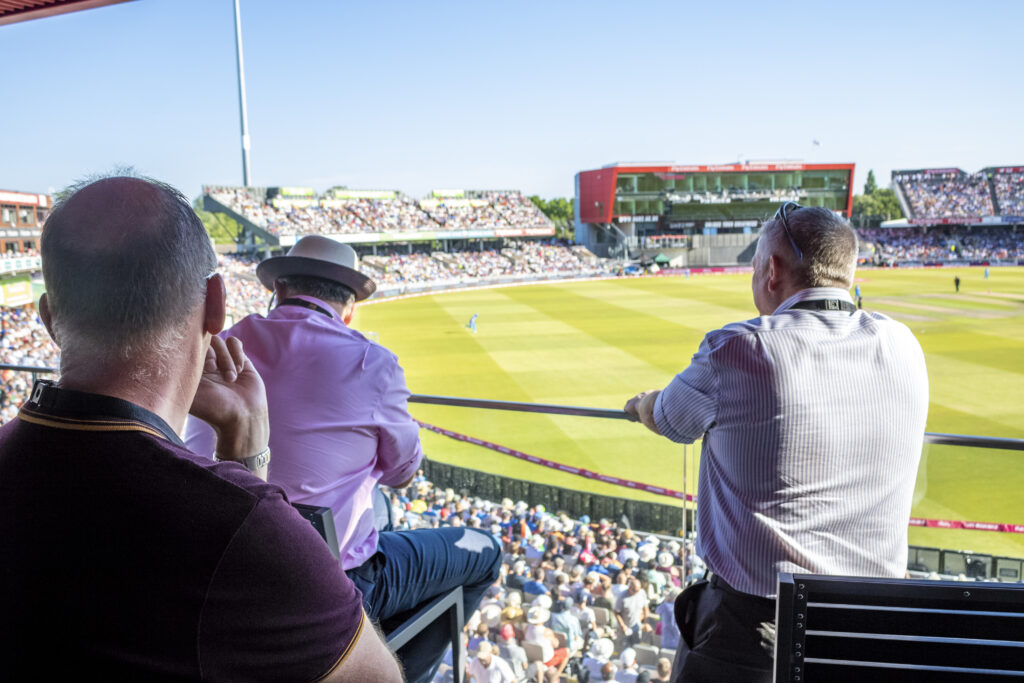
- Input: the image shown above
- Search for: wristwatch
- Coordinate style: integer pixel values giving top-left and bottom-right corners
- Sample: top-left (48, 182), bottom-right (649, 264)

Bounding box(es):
top-left (215, 446), bottom-right (271, 473)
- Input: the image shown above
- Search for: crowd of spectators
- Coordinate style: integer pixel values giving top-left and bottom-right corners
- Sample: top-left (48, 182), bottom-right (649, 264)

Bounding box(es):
top-left (353, 242), bottom-right (605, 287)
top-left (483, 192), bottom-right (557, 228)
top-left (896, 171), bottom-right (995, 220)
top-left (384, 473), bottom-right (701, 682)
top-left (422, 200), bottom-right (508, 231)
top-left (0, 306), bottom-right (59, 424)
top-left (857, 226), bottom-right (1024, 263)
top-left (994, 170), bottom-right (1024, 217)
top-left (206, 187), bottom-right (555, 237)
top-left (344, 197), bottom-right (437, 232)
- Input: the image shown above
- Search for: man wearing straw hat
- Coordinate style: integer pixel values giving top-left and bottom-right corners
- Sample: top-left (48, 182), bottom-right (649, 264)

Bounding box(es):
top-left (186, 235), bottom-right (501, 682)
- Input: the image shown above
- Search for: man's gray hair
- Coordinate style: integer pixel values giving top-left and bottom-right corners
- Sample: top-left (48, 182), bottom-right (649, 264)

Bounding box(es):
top-left (760, 206), bottom-right (858, 288)
top-left (42, 172), bottom-right (217, 366)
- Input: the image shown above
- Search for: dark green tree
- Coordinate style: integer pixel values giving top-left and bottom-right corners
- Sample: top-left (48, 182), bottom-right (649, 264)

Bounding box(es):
top-left (864, 169), bottom-right (878, 195)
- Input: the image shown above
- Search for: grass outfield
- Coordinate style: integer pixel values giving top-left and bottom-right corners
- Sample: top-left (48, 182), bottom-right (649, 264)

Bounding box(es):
top-left (354, 266), bottom-right (1024, 558)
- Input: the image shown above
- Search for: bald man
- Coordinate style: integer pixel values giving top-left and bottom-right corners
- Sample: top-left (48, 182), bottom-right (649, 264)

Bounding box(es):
top-left (0, 176), bottom-right (400, 680)
top-left (627, 204), bottom-right (927, 681)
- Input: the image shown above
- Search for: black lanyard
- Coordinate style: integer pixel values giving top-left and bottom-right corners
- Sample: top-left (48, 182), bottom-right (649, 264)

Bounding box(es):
top-left (277, 297), bottom-right (334, 319)
top-left (789, 299), bottom-right (857, 314)
top-left (26, 379), bottom-right (185, 446)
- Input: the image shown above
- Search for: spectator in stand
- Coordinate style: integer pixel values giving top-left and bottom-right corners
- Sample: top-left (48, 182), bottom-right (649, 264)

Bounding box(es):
top-left (468, 641), bottom-right (517, 683)
top-left (548, 597), bottom-right (584, 653)
top-left (185, 236), bottom-right (501, 683)
top-left (0, 175), bottom-right (399, 680)
top-left (617, 648), bottom-right (640, 683)
top-left (600, 661), bottom-right (619, 681)
top-left (497, 624), bottom-right (530, 681)
top-left (626, 204), bottom-right (929, 681)
top-left (655, 658), bottom-right (673, 682)
top-left (523, 566), bottom-right (551, 597)
top-left (524, 603), bottom-right (570, 682)
top-left (615, 578), bottom-right (652, 647)
top-left (583, 638), bottom-right (615, 682)
top-left (656, 588), bottom-right (682, 651)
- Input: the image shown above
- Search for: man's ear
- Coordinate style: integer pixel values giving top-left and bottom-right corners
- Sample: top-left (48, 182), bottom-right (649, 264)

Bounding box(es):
top-left (767, 253), bottom-right (784, 293)
top-left (342, 301), bottom-right (356, 326)
top-left (37, 293), bottom-right (58, 345)
top-left (204, 274), bottom-right (227, 336)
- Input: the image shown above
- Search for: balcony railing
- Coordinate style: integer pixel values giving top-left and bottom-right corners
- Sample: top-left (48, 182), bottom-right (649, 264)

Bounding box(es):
top-left (4, 364), bottom-right (1024, 578)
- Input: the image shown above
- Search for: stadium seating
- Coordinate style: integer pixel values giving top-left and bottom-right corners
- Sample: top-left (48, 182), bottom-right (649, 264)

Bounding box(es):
top-left (894, 170), bottom-right (995, 220)
top-left (204, 187), bottom-right (555, 236)
top-left (993, 169), bottom-right (1024, 217)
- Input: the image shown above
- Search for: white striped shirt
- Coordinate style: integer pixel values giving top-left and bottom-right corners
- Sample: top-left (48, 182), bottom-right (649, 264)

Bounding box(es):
top-left (654, 287), bottom-right (929, 597)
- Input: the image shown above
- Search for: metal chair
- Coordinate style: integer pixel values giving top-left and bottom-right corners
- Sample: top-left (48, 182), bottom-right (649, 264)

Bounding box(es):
top-left (776, 573), bottom-right (1024, 682)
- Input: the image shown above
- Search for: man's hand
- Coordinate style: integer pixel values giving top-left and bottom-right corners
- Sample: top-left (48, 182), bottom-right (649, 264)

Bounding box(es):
top-left (190, 336), bottom-right (270, 466)
top-left (624, 390), bottom-right (661, 435)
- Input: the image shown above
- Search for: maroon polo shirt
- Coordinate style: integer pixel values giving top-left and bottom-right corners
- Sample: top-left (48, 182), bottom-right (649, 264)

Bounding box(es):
top-left (0, 381), bottom-right (364, 680)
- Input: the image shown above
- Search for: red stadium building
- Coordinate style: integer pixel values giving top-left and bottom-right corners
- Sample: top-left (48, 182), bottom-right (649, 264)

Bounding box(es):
top-left (0, 189), bottom-right (49, 254)
top-left (575, 161), bottom-right (854, 263)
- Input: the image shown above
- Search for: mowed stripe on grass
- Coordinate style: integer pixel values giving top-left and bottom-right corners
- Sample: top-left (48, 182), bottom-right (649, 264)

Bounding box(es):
top-left (357, 267), bottom-right (1024, 556)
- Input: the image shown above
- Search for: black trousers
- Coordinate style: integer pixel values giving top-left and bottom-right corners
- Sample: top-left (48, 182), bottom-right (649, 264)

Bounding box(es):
top-left (672, 574), bottom-right (777, 682)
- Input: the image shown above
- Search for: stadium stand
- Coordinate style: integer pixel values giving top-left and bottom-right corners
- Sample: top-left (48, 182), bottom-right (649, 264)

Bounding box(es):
top-left (203, 186), bottom-right (556, 237)
top-left (857, 227), bottom-right (1024, 264)
top-left (894, 169), bottom-right (995, 221)
top-left (993, 167), bottom-right (1024, 218)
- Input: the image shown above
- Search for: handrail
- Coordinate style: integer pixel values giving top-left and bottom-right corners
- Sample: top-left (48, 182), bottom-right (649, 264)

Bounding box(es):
top-left (409, 394), bottom-right (1024, 452)
top-left (3, 368), bottom-right (1022, 451)
top-left (409, 394), bottom-right (638, 421)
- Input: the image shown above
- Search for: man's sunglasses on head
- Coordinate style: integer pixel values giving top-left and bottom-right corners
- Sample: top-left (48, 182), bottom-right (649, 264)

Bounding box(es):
top-left (774, 201), bottom-right (804, 262)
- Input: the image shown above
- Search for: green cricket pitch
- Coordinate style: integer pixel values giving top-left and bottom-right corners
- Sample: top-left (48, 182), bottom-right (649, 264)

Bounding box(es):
top-left (355, 266), bottom-right (1024, 558)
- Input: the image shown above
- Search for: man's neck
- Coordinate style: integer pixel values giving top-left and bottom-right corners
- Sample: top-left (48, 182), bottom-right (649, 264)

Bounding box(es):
top-left (57, 356), bottom-right (197, 435)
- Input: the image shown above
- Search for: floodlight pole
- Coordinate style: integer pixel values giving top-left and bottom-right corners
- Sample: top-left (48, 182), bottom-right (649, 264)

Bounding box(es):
top-left (233, 0), bottom-right (252, 186)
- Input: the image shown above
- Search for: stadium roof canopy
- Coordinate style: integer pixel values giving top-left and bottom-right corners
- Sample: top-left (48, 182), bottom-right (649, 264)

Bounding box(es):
top-left (0, 0), bottom-right (134, 26)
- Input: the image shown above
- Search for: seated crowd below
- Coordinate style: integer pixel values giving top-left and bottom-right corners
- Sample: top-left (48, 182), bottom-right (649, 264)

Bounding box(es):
top-left (377, 473), bottom-right (699, 682)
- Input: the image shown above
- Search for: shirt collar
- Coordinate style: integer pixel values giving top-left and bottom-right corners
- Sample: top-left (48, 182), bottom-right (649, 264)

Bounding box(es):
top-left (773, 287), bottom-right (854, 315)
top-left (20, 379), bottom-right (185, 446)
top-left (273, 295), bottom-right (340, 322)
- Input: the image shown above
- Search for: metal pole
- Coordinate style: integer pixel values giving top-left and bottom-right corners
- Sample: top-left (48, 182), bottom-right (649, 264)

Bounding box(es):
top-left (682, 444), bottom-right (688, 538)
top-left (233, 0), bottom-right (252, 186)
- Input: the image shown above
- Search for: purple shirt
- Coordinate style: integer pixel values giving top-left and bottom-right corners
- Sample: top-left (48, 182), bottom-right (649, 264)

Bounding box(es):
top-left (186, 295), bottom-right (423, 569)
top-left (0, 382), bottom-right (364, 679)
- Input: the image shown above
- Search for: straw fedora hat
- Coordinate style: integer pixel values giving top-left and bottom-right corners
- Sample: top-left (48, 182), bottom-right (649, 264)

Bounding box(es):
top-left (256, 235), bottom-right (376, 301)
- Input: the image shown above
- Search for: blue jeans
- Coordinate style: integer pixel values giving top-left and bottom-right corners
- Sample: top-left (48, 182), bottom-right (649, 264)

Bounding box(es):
top-left (347, 527), bottom-right (502, 683)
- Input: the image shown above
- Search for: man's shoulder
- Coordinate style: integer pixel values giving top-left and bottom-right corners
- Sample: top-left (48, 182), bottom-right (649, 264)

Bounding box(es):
top-left (232, 311), bottom-right (400, 364)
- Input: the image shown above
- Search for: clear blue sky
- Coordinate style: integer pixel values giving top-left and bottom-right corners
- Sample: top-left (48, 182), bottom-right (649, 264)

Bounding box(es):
top-left (2, 0), bottom-right (1022, 202)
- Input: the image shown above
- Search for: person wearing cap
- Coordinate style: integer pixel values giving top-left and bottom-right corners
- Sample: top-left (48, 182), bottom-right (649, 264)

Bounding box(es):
top-left (618, 647), bottom-right (641, 683)
top-left (625, 205), bottom-right (928, 681)
top-left (549, 597), bottom-right (584, 653)
top-left (467, 641), bottom-right (517, 683)
top-left (583, 638), bottom-right (615, 682)
top-left (184, 235), bottom-right (501, 682)
top-left (497, 623), bottom-right (530, 681)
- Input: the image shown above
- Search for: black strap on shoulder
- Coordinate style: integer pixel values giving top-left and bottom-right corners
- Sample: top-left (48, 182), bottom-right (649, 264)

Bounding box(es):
top-left (26, 379), bottom-right (185, 446)
top-left (277, 297), bottom-right (334, 319)
top-left (789, 299), bottom-right (857, 314)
